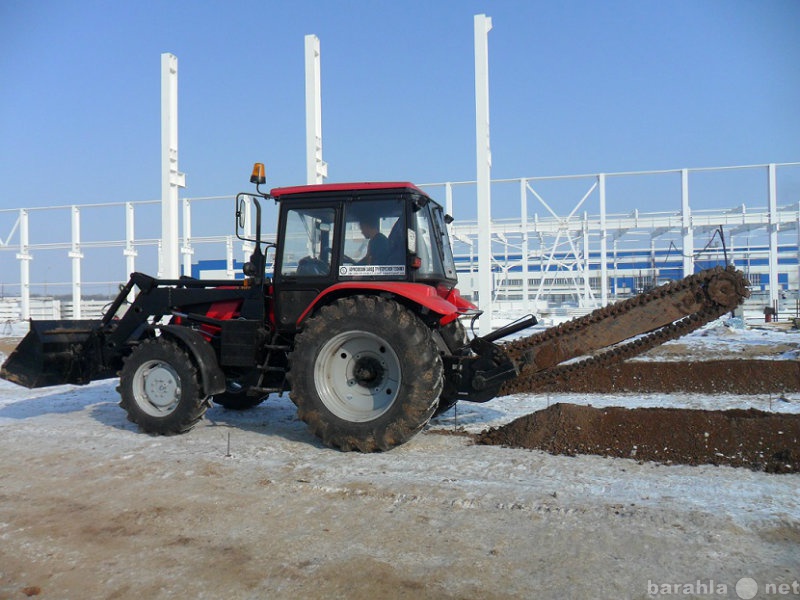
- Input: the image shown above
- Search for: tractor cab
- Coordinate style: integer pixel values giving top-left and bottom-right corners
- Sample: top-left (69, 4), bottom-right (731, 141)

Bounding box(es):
top-left (237, 164), bottom-right (462, 332)
top-left (270, 182), bottom-right (459, 329)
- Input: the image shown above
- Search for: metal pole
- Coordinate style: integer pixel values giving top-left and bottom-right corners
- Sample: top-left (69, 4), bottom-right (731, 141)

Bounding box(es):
top-left (124, 202), bottom-right (137, 303)
top-left (305, 35), bottom-right (327, 184)
top-left (17, 209), bottom-right (31, 320)
top-left (598, 173), bottom-right (608, 305)
top-left (226, 235), bottom-right (235, 279)
top-left (767, 163), bottom-right (779, 308)
top-left (520, 179), bottom-right (529, 312)
top-left (681, 168), bottom-right (694, 276)
top-left (181, 198), bottom-right (193, 277)
top-left (474, 14), bottom-right (493, 333)
top-left (69, 206), bottom-right (83, 318)
top-left (582, 215), bottom-right (591, 305)
top-left (161, 52), bottom-right (185, 279)
top-left (445, 182), bottom-right (453, 219)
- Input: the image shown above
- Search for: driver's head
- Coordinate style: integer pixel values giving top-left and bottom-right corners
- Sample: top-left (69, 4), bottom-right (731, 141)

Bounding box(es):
top-left (359, 216), bottom-right (380, 239)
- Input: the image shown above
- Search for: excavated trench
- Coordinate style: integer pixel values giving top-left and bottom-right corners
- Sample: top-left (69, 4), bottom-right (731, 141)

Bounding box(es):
top-left (477, 359), bottom-right (800, 472)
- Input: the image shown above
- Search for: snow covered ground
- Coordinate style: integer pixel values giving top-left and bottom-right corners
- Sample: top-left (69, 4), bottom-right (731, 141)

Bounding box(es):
top-left (0, 317), bottom-right (798, 598)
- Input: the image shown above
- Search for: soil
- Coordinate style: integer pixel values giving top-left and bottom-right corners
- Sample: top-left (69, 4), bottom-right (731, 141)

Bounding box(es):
top-left (526, 359), bottom-right (799, 394)
top-left (480, 357), bottom-right (800, 471)
top-left (476, 403), bottom-right (800, 473)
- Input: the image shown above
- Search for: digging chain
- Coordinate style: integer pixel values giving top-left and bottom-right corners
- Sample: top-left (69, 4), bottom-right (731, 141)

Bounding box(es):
top-left (498, 266), bottom-right (750, 397)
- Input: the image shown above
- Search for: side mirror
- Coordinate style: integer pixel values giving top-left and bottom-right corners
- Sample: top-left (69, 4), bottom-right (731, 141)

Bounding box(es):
top-left (250, 163), bottom-right (266, 185)
top-left (236, 196), bottom-right (247, 230)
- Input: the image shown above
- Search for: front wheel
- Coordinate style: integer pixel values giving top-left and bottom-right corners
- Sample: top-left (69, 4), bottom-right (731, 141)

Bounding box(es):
top-left (118, 337), bottom-right (209, 434)
top-left (289, 296), bottom-right (443, 451)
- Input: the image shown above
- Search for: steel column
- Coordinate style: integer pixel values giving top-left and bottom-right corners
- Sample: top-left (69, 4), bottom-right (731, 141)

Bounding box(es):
top-left (181, 198), bottom-right (193, 277)
top-left (305, 35), bottom-right (327, 184)
top-left (124, 202), bottom-right (137, 303)
top-left (69, 206), bottom-right (83, 319)
top-left (474, 14), bottom-right (493, 332)
top-left (520, 179), bottom-right (529, 311)
top-left (598, 173), bottom-right (608, 305)
top-left (16, 209), bottom-right (31, 320)
top-left (681, 169), bottom-right (694, 276)
top-left (226, 235), bottom-right (235, 279)
top-left (161, 53), bottom-right (185, 279)
top-left (767, 163), bottom-right (779, 306)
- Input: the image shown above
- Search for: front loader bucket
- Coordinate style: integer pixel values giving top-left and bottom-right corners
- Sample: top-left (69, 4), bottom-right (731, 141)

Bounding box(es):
top-left (0, 320), bottom-right (108, 388)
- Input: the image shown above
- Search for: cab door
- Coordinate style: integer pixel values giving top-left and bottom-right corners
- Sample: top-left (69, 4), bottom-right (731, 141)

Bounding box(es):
top-left (273, 204), bottom-right (338, 331)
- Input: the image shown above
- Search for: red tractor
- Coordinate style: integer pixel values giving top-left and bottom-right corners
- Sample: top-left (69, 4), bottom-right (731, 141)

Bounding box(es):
top-left (2, 164), bottom-right (535, 451)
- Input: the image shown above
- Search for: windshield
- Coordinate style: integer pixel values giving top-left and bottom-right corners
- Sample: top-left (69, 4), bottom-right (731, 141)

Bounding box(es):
top-left (432, 206), bottom-right (457, 280)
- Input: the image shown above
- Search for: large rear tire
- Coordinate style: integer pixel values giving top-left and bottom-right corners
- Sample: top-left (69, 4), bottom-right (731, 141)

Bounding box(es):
top-left (118, 338), bottom-right (209, 434)
top-left (289, 296), bottom-right (442, 451)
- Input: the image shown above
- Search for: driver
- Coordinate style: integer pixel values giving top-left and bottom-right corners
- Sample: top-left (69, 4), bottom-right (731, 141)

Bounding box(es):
top-left (355, 216), bottom-right (389, 265)
top-left (344, 216), bottom-right (389, 265)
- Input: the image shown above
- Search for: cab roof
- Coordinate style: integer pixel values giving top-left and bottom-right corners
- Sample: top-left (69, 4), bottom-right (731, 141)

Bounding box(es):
top-left (270, 181), bottom-right (428, 199)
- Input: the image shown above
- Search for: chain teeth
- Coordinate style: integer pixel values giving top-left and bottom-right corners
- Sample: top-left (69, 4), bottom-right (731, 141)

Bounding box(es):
top-left (497, 266), bottom-right (749, 397)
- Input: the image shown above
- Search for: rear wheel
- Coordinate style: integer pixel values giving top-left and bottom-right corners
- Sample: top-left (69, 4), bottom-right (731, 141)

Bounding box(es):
top-left (118, 338), bottom-right (209, 434)
top-left (289, 296), bottom-right (442, 451)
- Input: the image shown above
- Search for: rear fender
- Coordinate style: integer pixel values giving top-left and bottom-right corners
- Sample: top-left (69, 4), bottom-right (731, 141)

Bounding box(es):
top-left (295, 282), bottom-right (464, 327)
top-left (158, 325), bottom-right (226, 396)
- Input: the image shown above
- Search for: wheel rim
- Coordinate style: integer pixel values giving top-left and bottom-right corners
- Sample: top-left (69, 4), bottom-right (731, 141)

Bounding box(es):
top-left (315, 330), bottom-right (401, 422)
top-left (132, 359), bottom-right (181, 417)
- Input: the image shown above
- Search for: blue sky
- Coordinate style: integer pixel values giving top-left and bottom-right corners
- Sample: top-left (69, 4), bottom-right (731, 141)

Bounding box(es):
top-left (1, 0), bottom-right (799, 215)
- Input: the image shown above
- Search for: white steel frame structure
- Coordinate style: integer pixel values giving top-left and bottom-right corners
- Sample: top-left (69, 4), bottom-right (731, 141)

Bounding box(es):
top-left (420, 162), bottom-right (800, 317)
top-left (2, 163), bottom-right (798, 322)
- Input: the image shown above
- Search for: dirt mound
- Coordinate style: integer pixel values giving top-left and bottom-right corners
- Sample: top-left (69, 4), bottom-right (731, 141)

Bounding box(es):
top-left (525, 359), bottom-right (799, 394)
top-left (476, 403), bottom-right (800, 473)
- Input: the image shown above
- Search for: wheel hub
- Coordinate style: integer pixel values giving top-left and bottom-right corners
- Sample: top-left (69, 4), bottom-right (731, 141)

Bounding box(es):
top-left (352, 356), bottom-right (385, 387)
top-left (135, 361), bottom-right (181, 412)
top-left (315, 330), bottom-right (402, 422)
